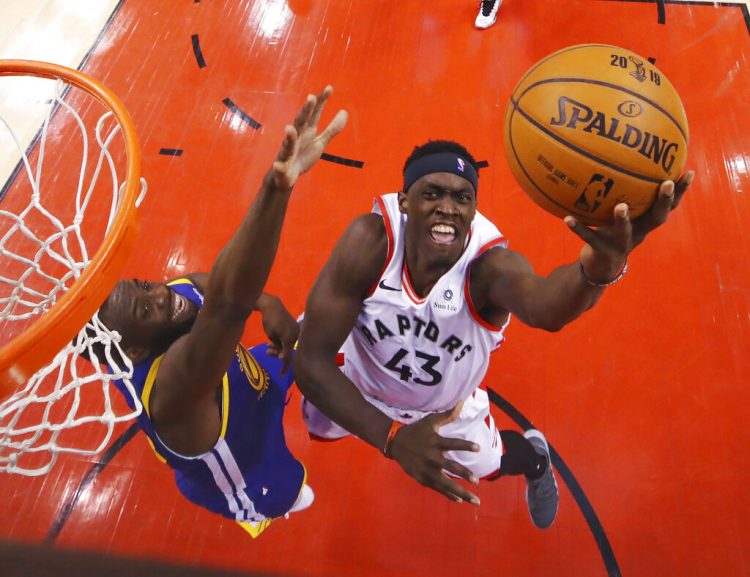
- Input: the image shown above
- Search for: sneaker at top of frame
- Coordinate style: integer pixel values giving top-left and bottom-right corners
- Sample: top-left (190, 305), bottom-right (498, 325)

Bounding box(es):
top-left (475, 0), bottom-right (502, 29)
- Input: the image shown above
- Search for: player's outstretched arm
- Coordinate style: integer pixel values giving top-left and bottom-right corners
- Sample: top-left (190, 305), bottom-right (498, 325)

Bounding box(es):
top-left (476, 172), bottom-right (693, 332)
top-left (296, 215), bottom-right (480, 505)
top-left (151, 87), bottom-right (346, 437)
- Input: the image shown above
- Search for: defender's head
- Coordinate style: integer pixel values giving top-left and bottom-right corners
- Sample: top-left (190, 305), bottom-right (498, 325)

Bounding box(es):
top-left (98, 279), bottom-right (199, 363)
top-left (399, 140), bottom-right (480, 268)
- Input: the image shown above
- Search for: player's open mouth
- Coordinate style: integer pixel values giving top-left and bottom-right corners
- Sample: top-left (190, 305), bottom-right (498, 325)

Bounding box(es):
top-left (170, 292), bottom-right (190, 323)
top-left (429, 223), bottom-right (457, 245)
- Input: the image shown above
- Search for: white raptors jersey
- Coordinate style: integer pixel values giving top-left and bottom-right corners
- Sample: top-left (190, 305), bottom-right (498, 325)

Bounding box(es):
top-left (341, 193), bottom-right (510, 414)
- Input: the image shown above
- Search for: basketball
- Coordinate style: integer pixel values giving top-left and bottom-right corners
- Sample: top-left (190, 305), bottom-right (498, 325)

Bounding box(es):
top-left (503, 44), bottom-right (689, 226)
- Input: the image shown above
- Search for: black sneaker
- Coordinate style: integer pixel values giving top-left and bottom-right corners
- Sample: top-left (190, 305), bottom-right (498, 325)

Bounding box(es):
top-left (523, 429), bottom-right (559, 529)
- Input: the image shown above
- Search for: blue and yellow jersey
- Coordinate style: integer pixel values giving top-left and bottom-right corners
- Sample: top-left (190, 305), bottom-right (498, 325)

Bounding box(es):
top-left (114, 278), bottom-right (304, 525)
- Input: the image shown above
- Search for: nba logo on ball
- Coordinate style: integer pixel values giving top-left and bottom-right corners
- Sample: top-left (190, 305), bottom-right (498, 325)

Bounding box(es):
top-left (503, 44), bottom-right (689, 226)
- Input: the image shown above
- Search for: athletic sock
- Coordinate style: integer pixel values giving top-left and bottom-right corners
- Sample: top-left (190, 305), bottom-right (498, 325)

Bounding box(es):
top-left (497, 429), bottom-right (548, 478)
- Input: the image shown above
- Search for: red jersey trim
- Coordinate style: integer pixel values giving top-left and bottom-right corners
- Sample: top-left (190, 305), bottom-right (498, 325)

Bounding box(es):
top-left (367, 196), bottom-right (396, 297)
top-left (464, 236), bottom-right (507, 331)
top-left (402, 264), bottom-right (427, 305)
top-left (402, 228), bottom-right (476, 305)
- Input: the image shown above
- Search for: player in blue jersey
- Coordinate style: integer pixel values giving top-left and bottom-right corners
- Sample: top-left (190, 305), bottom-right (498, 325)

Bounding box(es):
top-left (93, 86), bottom-right (347, 537)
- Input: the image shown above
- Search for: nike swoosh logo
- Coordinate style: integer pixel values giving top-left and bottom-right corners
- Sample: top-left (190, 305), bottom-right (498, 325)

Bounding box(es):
top-left (378, 279), bottom-right (402, 292)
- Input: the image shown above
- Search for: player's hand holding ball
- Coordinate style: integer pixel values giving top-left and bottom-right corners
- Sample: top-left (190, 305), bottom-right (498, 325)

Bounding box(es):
top-left (503, 44), bottom-right (694, 282)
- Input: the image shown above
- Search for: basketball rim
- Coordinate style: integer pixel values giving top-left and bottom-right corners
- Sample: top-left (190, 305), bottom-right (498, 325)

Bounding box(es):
top-left (0, 60), bottom-right (141, 396)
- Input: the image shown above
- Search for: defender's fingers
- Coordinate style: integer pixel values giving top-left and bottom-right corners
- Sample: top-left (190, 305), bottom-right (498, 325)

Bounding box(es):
top-left (317, 109), bottom-right (349, 146)
top-left (266, 344), bottom-right (280, 356)
top-left (280, 350), bottom-right (292, 375)
top-left (308, 85), bottom-right (333, 128)
top-left (275, 125), bottom-right (298, 163)
top-left (281, 339), bottom-right (296, 372)
top-left (293, 94), bottom-right (316, 133)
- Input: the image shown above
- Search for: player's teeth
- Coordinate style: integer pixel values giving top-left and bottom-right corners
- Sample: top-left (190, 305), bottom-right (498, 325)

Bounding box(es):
top-left (172, 296), bottom-right (183, 320)
top-left (432, 224), bottom-right (455, 233)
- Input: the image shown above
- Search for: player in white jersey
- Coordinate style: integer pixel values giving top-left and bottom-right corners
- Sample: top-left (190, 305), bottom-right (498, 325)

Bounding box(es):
top-left (295, 139), bottom-right (693, 529)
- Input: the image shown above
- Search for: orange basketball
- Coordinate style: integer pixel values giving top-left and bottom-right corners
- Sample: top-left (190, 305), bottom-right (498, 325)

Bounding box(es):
top-left (503, 44), bottom-right (689, 226)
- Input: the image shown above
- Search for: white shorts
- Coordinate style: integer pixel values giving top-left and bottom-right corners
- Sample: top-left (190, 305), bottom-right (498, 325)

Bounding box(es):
top-left (302, 388), bottom-right (503, 479)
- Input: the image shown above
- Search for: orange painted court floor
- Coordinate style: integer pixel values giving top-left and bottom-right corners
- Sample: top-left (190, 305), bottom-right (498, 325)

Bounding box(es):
top-left (1, 1), bottom-right (750, 576)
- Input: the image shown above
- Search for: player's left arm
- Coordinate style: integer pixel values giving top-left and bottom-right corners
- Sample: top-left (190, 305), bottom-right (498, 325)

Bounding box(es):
top-left (475, 173), bottom-right (693, 331)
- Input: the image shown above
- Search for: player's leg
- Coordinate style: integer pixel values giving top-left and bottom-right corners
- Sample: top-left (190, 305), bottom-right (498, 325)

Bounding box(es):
top-left (519, 429), bottom-right (559, 529)
top-left (439, 389), bottom-right (503, 479)
top-left (439, 389), bottom-right (559, 529)
top-left (495, 429), bottom-right (545, 476)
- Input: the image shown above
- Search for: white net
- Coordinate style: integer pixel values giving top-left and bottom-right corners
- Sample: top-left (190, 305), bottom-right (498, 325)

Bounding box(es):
top-left (0, 72), bottom-right (145, 475)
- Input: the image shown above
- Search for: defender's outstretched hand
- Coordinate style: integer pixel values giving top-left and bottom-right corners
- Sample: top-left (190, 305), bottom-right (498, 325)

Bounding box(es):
top-left (271, 85), bottom-right (349, 190)
top-left (564, 171), bottom-right (694, 283)
top-left (389, 403), bottom-right (481, 506)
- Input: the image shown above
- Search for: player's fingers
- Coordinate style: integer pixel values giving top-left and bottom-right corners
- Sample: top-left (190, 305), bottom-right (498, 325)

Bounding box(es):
top-left (438, 436), bottom-right (480, 453)
top-left (280, 350), bottom-right (292, 375)
top-left (280, 339), bottom-right (296, 374)
top-left (317, 109), bottom-right (349, 146)
top-left (646, 180), bottom-right (675, 229)
top-left (275, 125), bottom-right (298, 164)
top-left (266, 343), bottom-right (281, 356)
top-left (293, 94), bottom-right (316, 133)
top-left (431, 401), bottom-right (464, 429)
top-left (564, 216), bottom-right (605, 249)
top-left (441, 458), bottom-right (479, 485)
top-left (671, 170), bottom-right (693, 210)
top-left (308, 85), bottom-right (333, 128)
top-left (432, 474), bottom-right (480, 505)
top-left (611, 202), bottom-right (633, 248)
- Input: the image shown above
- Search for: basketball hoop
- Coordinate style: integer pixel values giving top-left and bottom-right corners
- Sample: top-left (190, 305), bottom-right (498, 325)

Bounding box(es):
top-left (0, 60), bottom-right (146, 475)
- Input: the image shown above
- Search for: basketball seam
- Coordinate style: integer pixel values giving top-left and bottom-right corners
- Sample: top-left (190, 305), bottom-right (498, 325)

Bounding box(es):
top-left (518, 77), bottom-right (689, 142)
top-left (506, 103), bottom-right (591, 219)
top-left (511, 44), bottom-right (623, 96)
top-left (509, 96), bottom-right (668, 185)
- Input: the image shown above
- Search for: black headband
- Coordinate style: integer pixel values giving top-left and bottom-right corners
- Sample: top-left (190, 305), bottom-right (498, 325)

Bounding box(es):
top-left (403, 152), bottom-right (478, 194)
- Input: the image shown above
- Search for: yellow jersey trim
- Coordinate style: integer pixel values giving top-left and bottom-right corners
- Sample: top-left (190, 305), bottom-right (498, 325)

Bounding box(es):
top-left (141, 355), bottom-right (167, 463)
top-left (220, 372), bottom-right (229, 438)
top-left (237, 518), bottom-right (273, 538)
top-left (142, 354), bottom-right (164, 418)
top-left (166, 278), bottom-right (194, 286)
